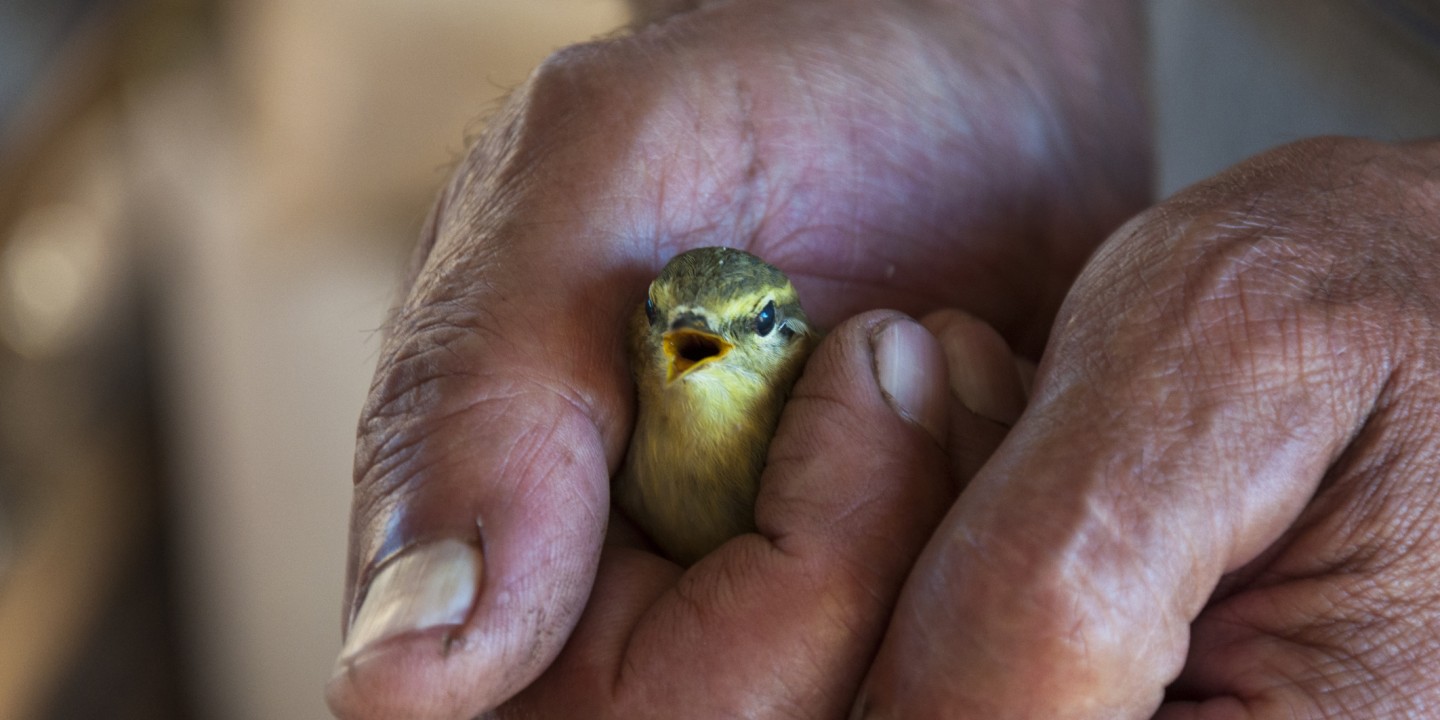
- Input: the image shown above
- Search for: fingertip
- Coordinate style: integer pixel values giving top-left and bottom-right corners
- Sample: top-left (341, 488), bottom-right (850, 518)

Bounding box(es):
top-left (920, 309), bottom-right (1027, 425)
top-left (326, 627), bottom-right (468, 720)
top-left (327, 540), bottom-right (495, 719)
top-left (342, 388), bottom-right (613, 714)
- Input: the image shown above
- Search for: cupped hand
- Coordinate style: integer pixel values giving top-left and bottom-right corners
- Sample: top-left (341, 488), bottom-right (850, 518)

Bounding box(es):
top-left (493, 310), bottom-right (1022, 718)
top-left (858, 137), bottom-right (1440, 718)
top-left (328, 0), bottom-right (1146, 717)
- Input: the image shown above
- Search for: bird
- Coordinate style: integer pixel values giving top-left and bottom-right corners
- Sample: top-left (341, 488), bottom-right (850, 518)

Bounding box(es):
top-left (616, 247), bottom-right (816, 566)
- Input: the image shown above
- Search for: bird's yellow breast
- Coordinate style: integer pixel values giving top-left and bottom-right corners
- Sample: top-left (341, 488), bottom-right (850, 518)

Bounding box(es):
top-left (619, 363), bottom-right (780, 565)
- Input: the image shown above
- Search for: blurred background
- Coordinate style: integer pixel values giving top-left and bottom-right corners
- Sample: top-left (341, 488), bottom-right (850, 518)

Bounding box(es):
top-left (0, 1), bottom-right (623, 718)
top-left (0, 1), bottom-right (1435, 718)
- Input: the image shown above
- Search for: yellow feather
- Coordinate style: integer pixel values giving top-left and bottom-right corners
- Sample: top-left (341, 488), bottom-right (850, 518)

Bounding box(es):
top-left (615, 247), bottom-right (815, 565)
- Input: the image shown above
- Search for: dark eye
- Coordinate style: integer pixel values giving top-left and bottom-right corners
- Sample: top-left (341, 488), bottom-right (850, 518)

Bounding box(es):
top-left (645, 296), bottom-right (658, 325)
top-left (755, 300), bottom-right (776, 336)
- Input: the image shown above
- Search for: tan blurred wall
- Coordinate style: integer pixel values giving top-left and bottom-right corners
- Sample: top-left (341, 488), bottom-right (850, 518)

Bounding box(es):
top-left (140, 2), bottom-right (626, 718)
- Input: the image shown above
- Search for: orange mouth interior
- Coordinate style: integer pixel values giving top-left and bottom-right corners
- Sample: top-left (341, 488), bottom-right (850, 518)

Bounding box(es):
top-left (663, 329), bottom-right (732, 382)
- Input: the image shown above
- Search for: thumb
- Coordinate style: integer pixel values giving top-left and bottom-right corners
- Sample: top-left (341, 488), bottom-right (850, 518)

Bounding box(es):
top-left (325, 180), bottom-right (641, 718)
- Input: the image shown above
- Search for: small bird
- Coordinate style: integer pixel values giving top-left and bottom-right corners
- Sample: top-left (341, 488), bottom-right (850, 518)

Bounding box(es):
top-left (616, 247), bottom-right (816, 565)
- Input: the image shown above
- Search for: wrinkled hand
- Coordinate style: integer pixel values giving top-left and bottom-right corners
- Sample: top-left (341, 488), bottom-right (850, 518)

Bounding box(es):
top-left (327, 0), bottom-right (1145, 717)
top-left (495, 310), bottom-right (1022, 718)
top-left (858, 137), bottom-right (1440, 718)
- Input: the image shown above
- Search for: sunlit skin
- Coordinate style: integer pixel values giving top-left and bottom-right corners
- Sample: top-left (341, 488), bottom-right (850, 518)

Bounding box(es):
top-left (616, 247), bottom-right (816, 565)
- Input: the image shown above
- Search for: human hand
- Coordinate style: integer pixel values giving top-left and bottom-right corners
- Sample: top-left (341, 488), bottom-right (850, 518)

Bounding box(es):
top-left (491, 310), bottom-right (1024, 718)
top-left (857, 137), bottom-right (1440, 718)
top-left (327, 0), bottom-right (1146, 716)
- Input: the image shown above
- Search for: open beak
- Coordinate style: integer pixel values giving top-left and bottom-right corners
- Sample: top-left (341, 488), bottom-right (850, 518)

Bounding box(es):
top-left (663, 328), bottom-right (733, 383)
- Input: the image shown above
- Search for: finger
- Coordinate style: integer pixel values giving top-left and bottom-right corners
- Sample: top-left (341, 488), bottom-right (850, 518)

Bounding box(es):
top-left (921, 308), bottom-right (1026, 484)
top-left (856, 197), bottom-right (1393, 717)
top-left (325, 105), bottom-right (653, 720)
top-left (325, 258), bottom-right (626, 719)
top-left (503, 312), bottom-right (980, 718)
top-left (921, 309), bottom-right (1028, 426)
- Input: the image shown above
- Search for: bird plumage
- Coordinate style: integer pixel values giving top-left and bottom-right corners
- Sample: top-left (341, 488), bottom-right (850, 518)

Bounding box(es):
top-left (616, 247), bottom-right (815, 565)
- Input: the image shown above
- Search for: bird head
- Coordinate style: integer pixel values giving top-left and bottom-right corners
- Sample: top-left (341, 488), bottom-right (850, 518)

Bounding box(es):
top-left (633, 247), bottom-right (812, 388)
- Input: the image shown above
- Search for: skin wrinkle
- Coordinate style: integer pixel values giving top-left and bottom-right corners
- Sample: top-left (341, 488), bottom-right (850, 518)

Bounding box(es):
top-left (361, 340), bottom-right (460, 419)
top-left (349, 356), bottom-right (608, 607)
top-left (737, 70), bottom-right (829, 264)
top-left (396, 269), bottom-right (507, 357)
top-left (837, 541), bottom-right (903, 615)
top-left (654, 32), bottom-right (766, 250)
top-left (361, 338), bottom-right (474, 431)
top-left (1277, 612), bottom-right (1421, 717)
top-left (1071, 290), bottom-right (1319, 613)
top-left (387, 234), bottom-right (627, 425)
top-left (354, 420), bottom-right (437, 506)
top-left (387, 304), bottom-right (486, 366)
top-left (771, 492), bottom-right (887, 561)
top-left (661, 96), bottom-right (730, 240)
top-left (363, 389), bottom-right (576, 545)
top-left (1077, 146), bottom-right (1434, 714)
top-left (1322, 460), bottom-right (1412, 568)
top-left (390, 92), bottom-right (528, 302)
top-left (622, 69), bottom-right (759, 261)
top-left (1186, 371), bottom-right (1434, 696)
top-left (1341, 408), bottom-right (1440, 560)
top-left (337, 2), bottom-right (1163, 716)
top-left (357, 382), bottom-right (474, 499)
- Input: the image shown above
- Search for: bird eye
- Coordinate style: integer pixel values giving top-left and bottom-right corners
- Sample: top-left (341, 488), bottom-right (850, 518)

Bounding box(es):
top-left (645, 296), bottom-right (658, 325)
top-left (755, 300), bottom-right (776, 336)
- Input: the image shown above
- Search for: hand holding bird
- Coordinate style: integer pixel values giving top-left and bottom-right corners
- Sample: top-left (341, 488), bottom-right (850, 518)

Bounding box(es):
top-left (333, 0), bottom-right (1143, 715)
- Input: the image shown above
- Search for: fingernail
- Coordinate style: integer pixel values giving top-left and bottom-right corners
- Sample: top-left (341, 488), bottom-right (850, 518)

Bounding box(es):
top-left (337, 539), bottom-right (483, 665)
top-left (873, 319), bottom-right (947, 444)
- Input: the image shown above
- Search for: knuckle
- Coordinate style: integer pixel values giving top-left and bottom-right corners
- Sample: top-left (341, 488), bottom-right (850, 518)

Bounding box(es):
top-left (440, 38), bottom-right (649, 231)
top-left (441, 34), bottom-right (719, 257)
top-left (1102, 140), bottom-right (1440, 389)
top-left (473, 36), bottom-right (663, 169)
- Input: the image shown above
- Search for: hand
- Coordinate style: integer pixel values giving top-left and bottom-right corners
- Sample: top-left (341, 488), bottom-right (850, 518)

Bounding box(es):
top-left (326, 0), bottom-right (1147, 716)
top-left (857, 137), bottom-right (1440, 718)
top-left (495, 311), bottom-right (1021, 718)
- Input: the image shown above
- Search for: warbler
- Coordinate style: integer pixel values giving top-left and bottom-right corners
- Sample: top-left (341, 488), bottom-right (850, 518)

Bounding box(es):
top-left (616, 247), bottom-right (816, 565)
